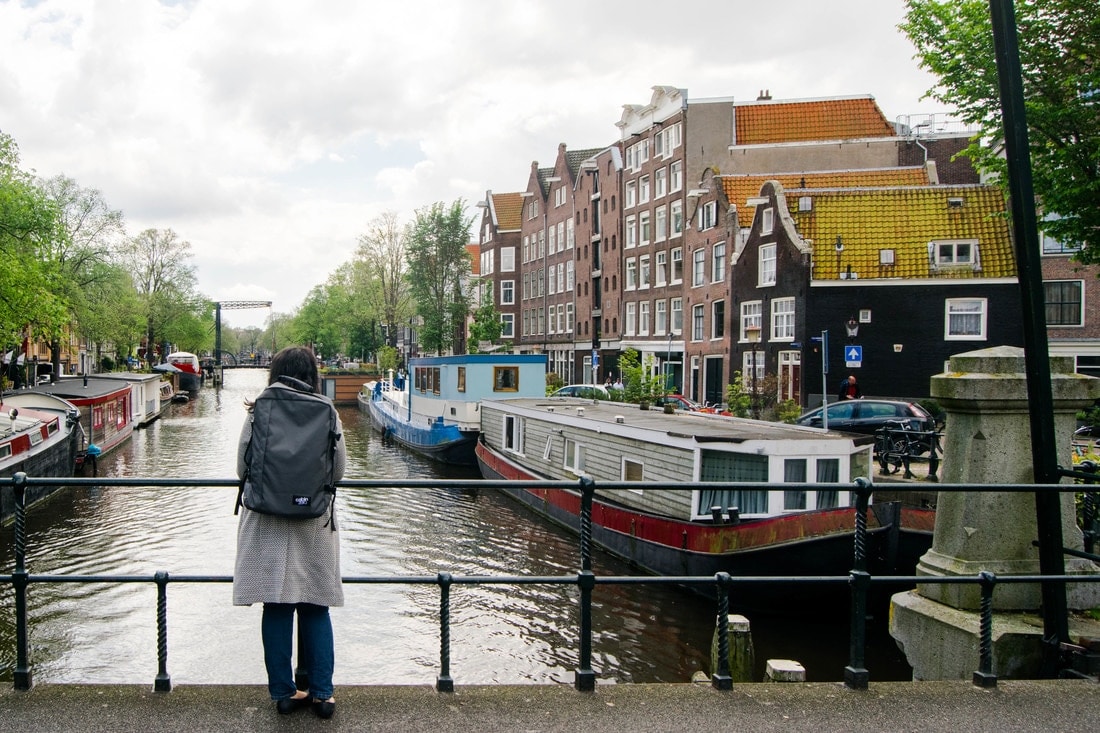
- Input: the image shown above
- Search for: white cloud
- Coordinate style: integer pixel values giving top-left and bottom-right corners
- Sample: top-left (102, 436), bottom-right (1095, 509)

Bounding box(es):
top-left (0, 0), bottom-right (944, 329)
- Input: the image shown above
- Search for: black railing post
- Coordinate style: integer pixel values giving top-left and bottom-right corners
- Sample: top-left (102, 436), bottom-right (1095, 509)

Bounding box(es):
top-left (436, 572), bottom-right (454, 692)
top-left (575, 476), bottom-right (596, 691)
top-left (844, 478), bottom-right (872, 689)
top-left (1078, 461), bottom-right (1098, 555)
top-left (973, 571), bottom-right (999, 688)
top-left (12, 472), bottom-right (32, 691)
top-left (154, 570), bottom-right (171, 692)
top-left (711, 572), bottom-right (733, 691)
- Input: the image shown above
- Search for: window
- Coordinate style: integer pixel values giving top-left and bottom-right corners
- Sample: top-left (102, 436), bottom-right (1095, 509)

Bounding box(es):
top-left (457, 367), bottom-right (466, 393)
top-left (712, 300), bottom-right (725, 339)
top-left (945, 298), bottom-right (987, 339)
top-left (548, 224), bottom-right (557, 254)
top-left (656, 251), bottom-right (667, 286)
top-left (697, 454), bottom-right (768, 515)
top-left (692, 304), bottom-right (705, 341)
top-left (566, 303), bottom-right (574, 332)
top-left (623, 458), bottom-right (644, 481)
top-left (640, 211), bottom-right (651, 245)
top-left (625, 302), bottom-right (637, 336)
top-left (670, 200), bottom-right (683, 237)
top-left (494, 366), bottom-right (519, 391)
top-left (771, 297), bottom-right (795, 340)
top-left (501, 280), bottom-right (515, 305)
top-left (698, 201), bottom-right (717, 230)
top-left (626, 258), bottom-right (637, 290)
top-left (639, 175), bottom-right (650, 204)
top-left (759, 243), bottom-right (776, 286)
top-left (1044, 280), bottom-right (1083, 326)
top-left (655, 167), bottom-right (667, 198)
top-left (548, 264), bottom-right (556, 295)
top-left (671, 297), bottom-right (683, 334)
top-left (655, 206), bottom-right (667, 242)
top-left (712, 242), bottom-right (726, 283)
top-left (500, 313), bottom-right (514, 338)
top-left (761, 207), bottom-right (774, 235)
top-left (692, 248), bottom-right (706, 286)
top-left (626, 216), bottom-right (637, 248)
top-left (740, 301), bottom-right (762, 340)
top-left (564, 438), bottom-right (584, 472)
top-left (640, 255), bottom-right (651, 289)
top-left (566, 219), bottom-right (574, 249)
top-left (933, 239), bottom-right (978, 267)
top-left (671, 248), bottom-right (683, 283)
top-left (743, 349), bottom-right (764, 386)
top-left (655, 299), bottom-right (667, 334)
top-left (566, 260), bottom-right (574, 290)
top-left (501, 246), bottom-right (515, 272)
top-left (670, 160), bottom-right (683, 192)
top-left (783, 459), bottom-right (807, 511)
top-left (626, 181), bottom-right (637, 208)
top-left (503, 414), bottom-right (523, 453)
top-left (639, 300), bottom-right (650, 335)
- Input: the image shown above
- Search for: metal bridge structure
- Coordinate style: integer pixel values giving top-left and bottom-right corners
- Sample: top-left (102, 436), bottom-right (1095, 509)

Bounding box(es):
top-left (212, 300), bottom-right (272, 366)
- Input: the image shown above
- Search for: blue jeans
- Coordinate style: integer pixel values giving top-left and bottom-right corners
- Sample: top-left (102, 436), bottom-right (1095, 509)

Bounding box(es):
top-left (261, 603), bottom-right (334, 701)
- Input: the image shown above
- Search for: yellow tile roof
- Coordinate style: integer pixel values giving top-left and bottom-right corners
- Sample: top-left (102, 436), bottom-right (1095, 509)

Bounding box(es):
top-left (491, 192), bottom-right (524, 231)
top-left (733, 97), bottom-right (896, 146)
top-left (785, 185), bottom-right (1015, 280)
top-left (721, 168), bottom-right (930, 228)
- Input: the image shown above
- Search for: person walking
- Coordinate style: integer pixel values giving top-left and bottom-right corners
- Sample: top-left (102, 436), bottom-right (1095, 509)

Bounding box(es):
top-left (233, 346), bottom-right (346, 719)
top-left (837, 375), bottom-right (863, 400)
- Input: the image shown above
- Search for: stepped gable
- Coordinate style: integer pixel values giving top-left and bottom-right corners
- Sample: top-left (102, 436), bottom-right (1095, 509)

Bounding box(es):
top-left (733, 95), bottom-right (896, 146)
top-left (490, 192), bottom-right (524, 231)
top-left (721, 167), bottom-right (931, 228)
top-left (779, 183), bottom-right (1015, 280)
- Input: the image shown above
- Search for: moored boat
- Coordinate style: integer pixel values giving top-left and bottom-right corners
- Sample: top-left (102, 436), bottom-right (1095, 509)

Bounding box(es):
top-left (0, 391), bottom-right (81, 520)
top-left (475, 396), bottom-right (935, 608)
top-left (164, 352), bottom-right (203, 392)
top-left (96, 371), bottom-right (170, 428)
top-left (362, 354), bottom-right (547, 466)
top-left (25, 376), bottom-right (136, 466)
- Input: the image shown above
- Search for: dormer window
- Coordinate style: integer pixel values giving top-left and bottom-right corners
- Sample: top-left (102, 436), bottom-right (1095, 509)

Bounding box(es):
top-left (930, 239), bottom-right (980, 270)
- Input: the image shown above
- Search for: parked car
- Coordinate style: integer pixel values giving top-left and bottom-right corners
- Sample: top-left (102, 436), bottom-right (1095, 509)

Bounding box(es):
top-left (796, 399), bottom-right (935, 453)
top-left (550, 384), bottom-right (611, 400)
top-left (653, 394), bottom-right (702, 411)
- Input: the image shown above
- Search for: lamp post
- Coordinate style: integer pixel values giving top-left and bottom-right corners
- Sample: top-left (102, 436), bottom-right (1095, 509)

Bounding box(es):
top-left (747, 327), bottom-right (761, 420)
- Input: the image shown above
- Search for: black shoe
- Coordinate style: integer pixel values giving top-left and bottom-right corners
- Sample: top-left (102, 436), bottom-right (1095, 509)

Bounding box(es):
top-left (276, 694), bottom-right (311, 714)
top-left (312, 699), bottom-right (336, 719)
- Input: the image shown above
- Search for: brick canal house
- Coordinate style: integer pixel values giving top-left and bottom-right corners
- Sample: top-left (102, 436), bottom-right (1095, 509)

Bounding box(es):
top-left (475, 87), bottom-right (1100, 409)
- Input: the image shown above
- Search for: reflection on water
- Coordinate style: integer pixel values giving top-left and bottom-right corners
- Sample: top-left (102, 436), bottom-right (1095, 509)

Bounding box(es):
top-left (0, 368), bottom-right (910, 685)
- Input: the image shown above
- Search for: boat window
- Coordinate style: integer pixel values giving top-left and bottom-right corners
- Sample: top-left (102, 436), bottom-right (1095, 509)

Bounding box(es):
top-left (816, 459), bottom-right (840, 508)
top-left (543, 436), bottom-right (553, 460)
top-left (503, 415), bottom-right (523, 454)
top-left (433, 368), bottom-right (441, 395)
top-left (564, 439), bottom-right (584, 472)
top-left (494, 367), bottom-right (519, 392)
top-left (0, 444), bottom-right (10, 459)
top-left (47, 419), bottom-right (58, 436)
top-left (457, 367), bottom-right (466, 393)
top-left (28, 429), bottom-right (43, 446)
top-left (783, 459), bottom-right (807, 510)
top-left (698, 452), bottom-right (768, 515)
top-left (622, 458), bottom-right (644, 482)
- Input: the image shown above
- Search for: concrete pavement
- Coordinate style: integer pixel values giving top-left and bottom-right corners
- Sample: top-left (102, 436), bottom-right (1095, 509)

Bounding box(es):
top-left (2, 680), bottom-right (1098, 732)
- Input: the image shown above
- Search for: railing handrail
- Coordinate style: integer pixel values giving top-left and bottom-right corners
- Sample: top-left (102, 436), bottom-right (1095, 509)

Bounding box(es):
top-left (3, 472), bottom-right (1098, 693)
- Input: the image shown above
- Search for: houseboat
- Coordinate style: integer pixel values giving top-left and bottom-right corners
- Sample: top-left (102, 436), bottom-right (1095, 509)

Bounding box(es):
top-left (96, 371), bottom-right (170, 427)
top-left (0, 391), bottom-right (81, 520)
top-left (165, 352), bottom-right (203, 392)
top-left (362, 354), bottom-right (547, 466)
top-left (27, 376), bottom-right (135, 463)
top-left (475, 396), bottom-right (935, 605)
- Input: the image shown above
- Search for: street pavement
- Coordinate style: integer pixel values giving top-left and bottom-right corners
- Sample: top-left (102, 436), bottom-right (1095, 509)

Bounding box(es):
top-left (2, 679), bottom-right (1098, 732)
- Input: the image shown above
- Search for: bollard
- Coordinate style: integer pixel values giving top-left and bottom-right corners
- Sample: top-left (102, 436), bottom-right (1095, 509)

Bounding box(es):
top-left (765, 659), bottom-right (806, 683)
top-left (710, 614), bottom-right (754, 683)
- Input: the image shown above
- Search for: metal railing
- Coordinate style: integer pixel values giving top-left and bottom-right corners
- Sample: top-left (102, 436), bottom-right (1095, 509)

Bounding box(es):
top-left (3, 472), bottom-right (1100, 693)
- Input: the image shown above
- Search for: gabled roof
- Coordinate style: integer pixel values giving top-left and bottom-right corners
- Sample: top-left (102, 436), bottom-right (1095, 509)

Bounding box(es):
top-left (733, 96), bottom-right (896, 146)
top-left (490, 192), bottom-right (523, 231)
top-left (779, 184), bottom-right (1015, 280)
top-left (536, 166), bottom-right (554, 197)
top-left (565, 147), bottom-right (603, 180)
top-left (721, 167), bottom-right (932, 228)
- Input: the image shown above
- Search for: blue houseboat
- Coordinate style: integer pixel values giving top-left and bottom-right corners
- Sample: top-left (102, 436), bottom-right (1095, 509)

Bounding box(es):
top-left (360, 354), bottom-right (547, 465)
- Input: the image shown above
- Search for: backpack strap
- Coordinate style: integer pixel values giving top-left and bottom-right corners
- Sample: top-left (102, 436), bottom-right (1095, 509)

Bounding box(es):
top-left (234, 418), bottom-right (255, 516)
top-left (323, 408), bottom-right (340, 531)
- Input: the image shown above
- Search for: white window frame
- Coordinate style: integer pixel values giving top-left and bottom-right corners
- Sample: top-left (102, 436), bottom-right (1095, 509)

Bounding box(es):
top-left (564, 438), bottom-right (584, 472)
top-left (771, 297), bottom-right (795, 341)
top-left (626, 258), bottom-right (637, 290)
top-left (626, 180), bottom-right (637, 208)
top-left (639, 254), bottom-right (651, 289)
top-left (640, 211), bottom-right (651, 245)
top-left (639, 175), bottom-right (650, 204)
top-left (501, 280), bottom-right (515, 305)
top-left (670, 160), bottom-right (683, 192)
top-left (500, 313), bottom-right (514, 338)
top-left (625, 302), bottom-right (637, 336)
top-left (692, 248), bottom-right (706, 287)
top-left (655, 299), bottom-right (667, 335)
top-left (711, 299), bottom-right (725, 340)
top-left (626, 215), bottom-right (637, 249)
top-left (712, 242), bottom-right (726, 283)
top-left (945, 298), bottom-right (988, 340)
top-left (655, 205), bottom-right (667, 243)
top-left (639, 300), bottom-right (651, 336)
top-left (671, 247), bottom-right (683, 284)
top-left (698, 201), bottom-right (717, 230)
top-left (740, 301), bottom-right (763, 341)
top-left (501, 246), bottom-right (515, 272)
top-left (671, 297), bottom-right (683, 334)
top-left (670, 199), bottom-right (683, 237)
top-left (759, 243), bottom-right (777, 286)
top-left (655, 251), bottom-right (668, 286)
top-left (654, 167), bottom-right (667, 198)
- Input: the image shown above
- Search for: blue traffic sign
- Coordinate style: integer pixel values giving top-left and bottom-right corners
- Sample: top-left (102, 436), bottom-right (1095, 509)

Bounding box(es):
top-left (844, 345), bottom-right (862, 367)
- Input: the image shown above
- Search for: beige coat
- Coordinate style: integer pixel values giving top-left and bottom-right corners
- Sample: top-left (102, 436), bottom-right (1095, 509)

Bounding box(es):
top-left (232, 405), bottom-right (347, 607)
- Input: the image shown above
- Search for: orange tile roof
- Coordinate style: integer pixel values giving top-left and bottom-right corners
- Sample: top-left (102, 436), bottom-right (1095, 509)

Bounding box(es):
top-left (733, 97), bottom-right (896, 146)
top-left (491, 192), bottom-right (524, 231)
top-left (785, 185), bottom-right (1015, 280)
top-left (721, 167), bottom-right (930, 228)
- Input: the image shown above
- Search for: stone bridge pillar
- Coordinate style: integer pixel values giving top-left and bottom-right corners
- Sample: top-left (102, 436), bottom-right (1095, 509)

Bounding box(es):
top-left (890, 346), bottom-right (1100, 679)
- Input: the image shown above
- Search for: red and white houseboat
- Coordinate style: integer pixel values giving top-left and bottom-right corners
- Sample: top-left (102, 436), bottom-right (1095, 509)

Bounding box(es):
top-left (0, 391), bottom-right (81, 520)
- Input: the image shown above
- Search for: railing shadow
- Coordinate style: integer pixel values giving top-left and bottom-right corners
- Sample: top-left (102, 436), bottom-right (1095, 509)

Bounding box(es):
top-left (3, 472), bottom-right (1099, 693)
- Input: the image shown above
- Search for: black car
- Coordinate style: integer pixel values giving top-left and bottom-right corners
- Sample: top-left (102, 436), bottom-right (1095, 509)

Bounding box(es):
top-left (796, 399), bottom-right (935, 453)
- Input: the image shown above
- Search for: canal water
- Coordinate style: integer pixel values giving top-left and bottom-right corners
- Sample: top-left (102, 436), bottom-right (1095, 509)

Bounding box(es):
top-left (1, 368), bottom-right (912, 686)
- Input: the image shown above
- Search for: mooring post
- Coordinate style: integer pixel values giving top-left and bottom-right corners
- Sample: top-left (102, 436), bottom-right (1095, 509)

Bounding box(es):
top-left (154, 570), bottom-right (171, 692)
top-left (973, 571), bottom-right (998, 688)
top-left (12, 472), bottom-right (32, 691)
top-left (437, 572), bottom-right (454, 692)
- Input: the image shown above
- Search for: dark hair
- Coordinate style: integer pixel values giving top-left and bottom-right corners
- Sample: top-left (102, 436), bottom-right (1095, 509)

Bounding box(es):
top-left (268, 346), bottom-right (320, 393)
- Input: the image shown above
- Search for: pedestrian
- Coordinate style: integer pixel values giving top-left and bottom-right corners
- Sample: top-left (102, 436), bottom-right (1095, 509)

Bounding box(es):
top-left (233, 346), bottom-right (346, 719)
top-left (837, 375), bottom-right (863, 400)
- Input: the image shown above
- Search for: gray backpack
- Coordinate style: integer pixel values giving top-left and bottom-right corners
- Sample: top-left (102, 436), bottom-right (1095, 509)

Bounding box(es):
top-left (235, 377), bottom-right (341, 526)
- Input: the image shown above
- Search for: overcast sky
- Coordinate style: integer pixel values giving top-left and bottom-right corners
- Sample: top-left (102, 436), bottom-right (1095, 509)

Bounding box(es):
top-left (1, 0), bottom-right (946, 330)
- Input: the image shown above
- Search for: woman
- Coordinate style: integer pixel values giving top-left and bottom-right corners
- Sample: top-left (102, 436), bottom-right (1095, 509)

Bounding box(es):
top-left (233, 346), bottom-right (345, 718)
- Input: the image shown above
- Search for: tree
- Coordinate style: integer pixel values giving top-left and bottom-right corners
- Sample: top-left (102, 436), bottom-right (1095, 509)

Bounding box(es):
top-left (901, 0), bottom-right (1100, 259)
top-left (468, 283), bottom-right (503, 352)
top-left (406, 200), bottom-right (474, 355)
top-left (121, 228), bottom-right (203, 361)
top-left (356, 211), bottom-right (413, 348)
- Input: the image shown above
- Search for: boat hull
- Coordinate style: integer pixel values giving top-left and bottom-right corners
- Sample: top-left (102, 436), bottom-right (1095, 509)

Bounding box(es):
top-left (368, 394), bottom-right (478, 466)
top-left (0, 394), bottom-right (80, 521)
top-left (476, 438), bottom-right (933, 610)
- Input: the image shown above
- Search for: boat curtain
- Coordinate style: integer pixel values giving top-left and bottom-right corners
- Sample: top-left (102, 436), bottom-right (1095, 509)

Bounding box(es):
top-left (698, 452), bottom-right (768, 515)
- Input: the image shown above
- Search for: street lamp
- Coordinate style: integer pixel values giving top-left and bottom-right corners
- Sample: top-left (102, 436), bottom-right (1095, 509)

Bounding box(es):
top-left (747, 327), bottom-right (761, 419)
